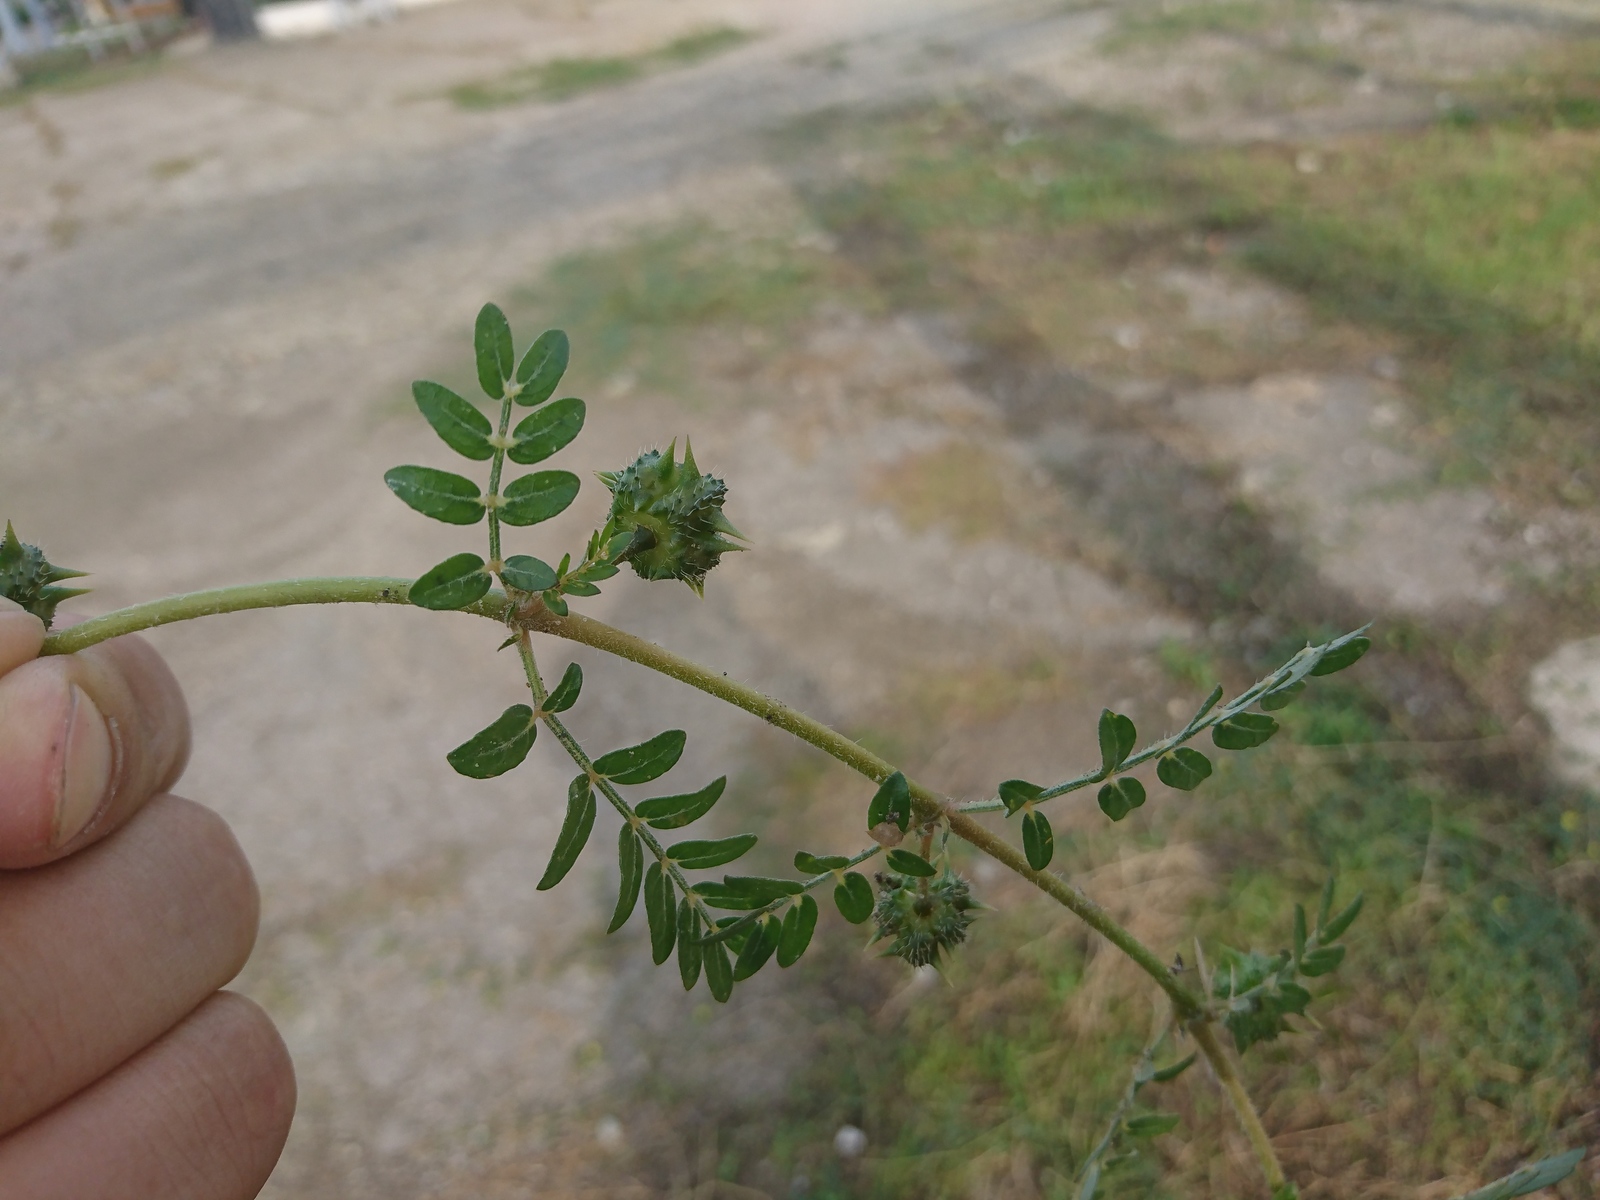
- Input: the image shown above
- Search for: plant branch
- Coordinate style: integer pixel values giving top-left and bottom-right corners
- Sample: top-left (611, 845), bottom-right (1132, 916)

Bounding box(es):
top-left (1190, 1020), bottom-right (1289, 1194)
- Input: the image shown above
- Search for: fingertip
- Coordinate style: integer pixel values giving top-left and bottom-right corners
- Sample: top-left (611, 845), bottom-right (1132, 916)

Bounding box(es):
top-left (0, 598), bottom-right (46, 678)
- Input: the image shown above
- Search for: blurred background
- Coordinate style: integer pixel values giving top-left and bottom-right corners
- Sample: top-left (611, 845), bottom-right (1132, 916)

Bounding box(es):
top-left (3, 0), bottom-right (1599, 1196)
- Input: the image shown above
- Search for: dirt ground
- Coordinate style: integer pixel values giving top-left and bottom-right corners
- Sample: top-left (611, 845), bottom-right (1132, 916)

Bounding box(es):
top-left (2, 0), bottom-right (1596, 1195)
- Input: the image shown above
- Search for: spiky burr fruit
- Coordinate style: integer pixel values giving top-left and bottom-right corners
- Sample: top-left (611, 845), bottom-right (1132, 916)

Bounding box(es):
top-left (597, 440), bottom-right (746, 594)
top-left (0, 522), bottom-right (89, 628)
top-left (870, 865), bottom-right (978, 968)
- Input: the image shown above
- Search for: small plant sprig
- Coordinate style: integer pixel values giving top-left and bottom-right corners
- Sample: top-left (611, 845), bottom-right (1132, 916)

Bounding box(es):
top-left (15, 305), bottom-right (1585, 1199)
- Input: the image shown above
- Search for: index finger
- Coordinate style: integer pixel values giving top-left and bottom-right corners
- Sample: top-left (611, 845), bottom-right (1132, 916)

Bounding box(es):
top-left (0, 597), bottom-right (46, 678)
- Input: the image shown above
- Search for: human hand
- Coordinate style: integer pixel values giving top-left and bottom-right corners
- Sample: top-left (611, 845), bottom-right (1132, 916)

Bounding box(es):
top-left (0, 596), bottom-right (295, 1198)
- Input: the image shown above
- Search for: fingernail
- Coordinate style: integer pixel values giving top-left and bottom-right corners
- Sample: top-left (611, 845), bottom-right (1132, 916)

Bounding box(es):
top-left (55, 685), bottom-right (113, 848)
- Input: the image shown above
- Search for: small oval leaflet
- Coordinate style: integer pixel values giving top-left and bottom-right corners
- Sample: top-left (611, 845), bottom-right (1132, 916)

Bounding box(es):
top-left (544, 662), bottom-right (583, 714)
top-left (885, 848), bottom-right (937, 878)
top-left (721, 875), bottom-right (805, 901)
top-left (794, 850), bottom-right (851, 874)
top-left (867, 771), bottom-right (911, 832)
top-left (509, 397), bottom-right (586, 465)
top-left (644, 862), bottom-right (676, 965)
top-left (667, 833), bottom-right (758, 870)
top-left (384, 465), bottom-right (486, 525)
top-left (501, 555), bottom-right (557, 594)
top-left (446, 703), bottom-right (536, 779)
top-left (777, 894), bottom-right (818, 967)
top-left (635, 776), bottom-right (725, 829)
top-left (834, 871), bottom-right (874, 923)
top-left (515, 328), bottom-right (570, 407)
top-left (1022, 809), bottom-right (1054, 870)
top-left (607, 827), bottom-right (644, 934)
top-left (413, 380), bottom-right (493, 460)
top-left (1212, 712), bottom-right (1279, 751)
top-left (409, 552), bottom-right (492, 611)
top-left (1157, 747), bottom-right (1213, 791)
top-left (1097, 777), bottom-right (1146, 822)
top-left (1310, 634), bottom-right (1371, 677)
top-left (474, 303), bottom-right (515, 399)
top-left (1298, 944), bottom-right (1346, 977)
top-left (733, 916), bottom-right (779, 982)
top-left (1259, 679), bottom-right (1305, 711)
top-left (1320, 891), bottom-right (1364, 942)
top-left (676, 898), bottom-right (702, 990)
top-left (538, 775), bottom-right (596, 891)
top-left (1150, 1052), bottom-right (1197, 1083)
top-left (594, 729), bottom-right (686, 785)
top-left (999, 778), bottom-right (1044, 816)
top-left (1098, 708), bottom-right (1137, 775)
top-left (499, 470), bottom-right (581, 527)
top-left (703, 933), bottom-right (734, 1003)
top-left (1125, 1113), bottom-right (1180, 1137)
top-left (688, 882), bottom-right (768, 910)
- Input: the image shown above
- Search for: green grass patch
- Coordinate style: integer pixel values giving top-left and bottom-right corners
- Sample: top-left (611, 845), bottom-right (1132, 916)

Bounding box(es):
top-left (1104, 0), bottom-right (1275, 51)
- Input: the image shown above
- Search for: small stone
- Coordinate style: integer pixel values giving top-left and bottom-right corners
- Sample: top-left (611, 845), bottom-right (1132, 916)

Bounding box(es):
top-left (834, 1124), bottom-right (868, 1158)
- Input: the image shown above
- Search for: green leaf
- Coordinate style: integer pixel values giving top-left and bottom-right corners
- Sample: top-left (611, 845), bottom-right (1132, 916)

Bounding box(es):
top-left (562, 579), bottom-right (602, 597)
top-left (541, 590), bottom-right (569, 616)
top-left (677, 898), bottom-right (702, 990)
top-left (412, 381), bottom-right (493, 460)
top-left (688, 882), bottom-right (770, 910)
top-left (644, 862), bottom-right (676, 965)
top-left (1212, 712), bottom-right (1279, 751)
top-left (508, 397), bottom-right (586, 465)
top-left (885, 848), bottom-right (936, 877)
top-left (867, 771), bottom-right (911, 832)
top-left (703, 933), bottom-right (734, 1002)
top-left (1293, 904), bottom-right (1307, 963)
top-left (778, 895), bottom-right (818, 967)
top-left (794, 851), bottom-right (851, 874)
top-left (1190, 683), bottom-right (1225, 723)
top-left (1099, 709), bottom-right (1137, 775)
top-left (1310, 635), bottom-right (1371, 676)
top-left (409, 553), bottom-right (492, 610)
top-left (1316, 877), bottom-right (1336, 930)
top-left (537, 775), bottom-right (596, 890)
top-left (834, 871), bottom-right (874, 923)
top-left (1022, 809), bottom-right (1054, 869)
top-left (544, 662), bottom-right (583, 714)
top-left (733, 916), bottom-right (779, 981)
top-left (1157, 747), bottom-right (1212, 791)
top-left (594, 730), bottom-right (686, 785)
top-left (1125, 1113), bottom-right (1180, 1137)
top-left (498, 470), bottom-right (580, 527)
top-left (384, 466), bottom-right (486, 525)
top-left (1150, 1052), bottom-right (1197, 1083)
top-left (446, 704), bottom-right (535, 779)
top-left (608, 827), bottom-right (644, 933)
top-left (721, 876), bottom-right (805, 901)
top-left (1260, 680), bottom-right (1305, 711)
top-left (501, 555), bottom-right (557, 593)
top-left (1097, 777), bottom-right (1146, 822)
top-left (1448, 1149), bottom-right (1585, 1200)
top-left (1321, 892), bottom-right (1364, 942)
top-left (514, 329), bottom-right (570, 407)
top-left (635, 777), bottom-right (726, 829)
top-left (475, 303), bottom-right (515, 399)
top-left (1298, 945), bottom-right (1346, 977)
top-left (668, 833), bottom-right (758, 870)
top-left (998, 778), bottom-right (1044, 816)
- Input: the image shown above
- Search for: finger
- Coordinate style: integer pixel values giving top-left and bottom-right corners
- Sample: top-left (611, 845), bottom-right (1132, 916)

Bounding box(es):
top-left (0, 629), bottom-right (190, 868)
top-left (0, 992), bottom-right (296, 1200)
top-left (0, 596), bottom-right (46, 677)
top-left (0, 795), bottom-right (259, 1133)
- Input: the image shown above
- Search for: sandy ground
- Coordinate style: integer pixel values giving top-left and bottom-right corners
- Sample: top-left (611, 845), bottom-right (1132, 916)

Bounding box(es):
top-left (1, 0), bottom-right (1594, 1194)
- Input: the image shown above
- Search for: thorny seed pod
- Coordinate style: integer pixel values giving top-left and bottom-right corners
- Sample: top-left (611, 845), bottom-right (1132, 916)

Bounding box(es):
top-left (597, 441), bottom-right (746, 594)
top-left (0, 522), bottom-right (89, 628)
top-left (870, 865), bottom-right (978, 968)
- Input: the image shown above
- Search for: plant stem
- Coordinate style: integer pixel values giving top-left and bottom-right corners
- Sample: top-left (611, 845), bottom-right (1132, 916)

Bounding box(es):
top-left (1190, 1020), bottom-right (1288, 1194)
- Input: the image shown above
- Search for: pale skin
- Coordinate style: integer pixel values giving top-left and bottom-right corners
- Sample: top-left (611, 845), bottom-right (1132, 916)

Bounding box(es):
top-left (0, 595), bottom-right (296, 1198)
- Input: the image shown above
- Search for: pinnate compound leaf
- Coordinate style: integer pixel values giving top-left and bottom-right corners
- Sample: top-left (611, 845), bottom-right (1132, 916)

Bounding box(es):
top-left (636, 776), bottom-right (725, 830)
top-left (1298, 945), bottom-right (1346, 977)
top-left (778, 895), bottom-right (818, 967)
top-left (999, 778), bottom-right (1043, 816)
top-left (668, 833), bottom-right (758, 870)
top-left (1310, 634), bottom-right (1371, 677)
top-left (413, 381), bottom-right (494, 460)
top-left (1448, 1149), bottom-right (1584, 1200)
top-left (537, 775), bottom-right (596, 890)
top-left (608, 827), bottom-right (644, 933)
top-left (1150, 1052), bottom-right (1197, 1083)
top-left (1260, 680), bottom-right (1305, 711)
top-left (867, 771), bottom-right (911, 832)
top-left (1097, 777), bottom-right (1146, 822)
top-left (1099, 709), bottom-right (1137, 775)
top-left (1125, 1113), bottom-right (1180, 1137)
top-left (644, 862), bottom-right (676, 964)
top-left (834, 871), bottom-right (874, 923)
top-left (509, 397), bottom-right (585, 464)
top-left (409, 553), bottom-right (492, 610)
top-left (1021, 809), bottom-right (1054, 870)
top-left (885, 848), bottom-right (936, 877)
top-left (733, 916), bottom-right (779, 982)
top-left (1321, 892), bottom-right (1364, 942)
top-left (501, 555), bottom-right (557, 594)
top-left (794, 851), bottom-right (850, 874)
top-left (595, 730), bottom-right (686, 785)
top-left (703, 933), bottom-right (734, 1002)
top-left (498, 470), bottom-right (580, 527)
top-left (1157, 747), bottom-right (1212, 791)
top-left (514, 329), bottom-right (570, 407)
top-left (544, 662), bottom-right (583, 714)
top-left (446, 704), bottom-right (535, 779)
top-left (1212, 712), bottom-right (1279, 751)
top-left (474, 303), bottom-right (515, 399)
top-left (676, 898), bottom-right (702, 990)
top-left (385, 466), bottom-right (485, 525)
